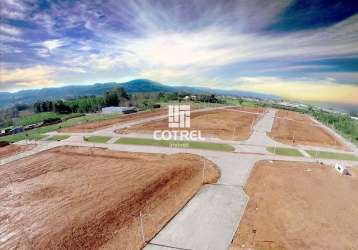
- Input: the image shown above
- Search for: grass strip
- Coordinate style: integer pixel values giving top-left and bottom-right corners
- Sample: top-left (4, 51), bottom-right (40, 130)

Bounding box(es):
top-left (0, 113), bottom-right (120, 143)
top-left (116, 137), bottom-right (234, 152)
top-left (47, 135), bottom-right (70, 141)
top-left (305, 150), bottom-right (358, 161)
top-left (84, 136), bottom-right (111, 143)
top-left (267, 147), bottom-right (303, 157)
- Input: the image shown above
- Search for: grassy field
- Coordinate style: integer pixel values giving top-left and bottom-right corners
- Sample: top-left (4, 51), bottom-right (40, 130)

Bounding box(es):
top-left (158, 101), bottom-right (226, 109)
top-left (309, 111), bottom-right (358, 146)
top-left (0, 113), bottom-right (120, 143)
top-left (47, 135), bottom-right (70, 141)
top-left (116, 137), bottom-right (235, 152)
top-left (305, 150), bottom-right (358, 161)
top-left (6, 112), bottom-right (86, 128)
top-left (84, 136), bottom-right (111, 143)
top-left (19, 112), bottom-right (64, 126)
top-left (267, 147), bottom-right (303, 157)
top-left (222, 98), bottom-right (267, 108)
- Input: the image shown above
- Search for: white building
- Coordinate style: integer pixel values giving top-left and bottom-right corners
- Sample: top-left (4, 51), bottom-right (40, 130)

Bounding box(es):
top-left (101, 106), bottom-right (137, 114)
top-left (334, 163), bottom-right (349, 175)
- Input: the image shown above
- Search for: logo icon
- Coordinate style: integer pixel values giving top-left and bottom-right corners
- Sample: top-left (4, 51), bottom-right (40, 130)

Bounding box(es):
top-left (168, 105), bottom-right (190, 128)
top-left (153, 104), bottom-right (204, 142)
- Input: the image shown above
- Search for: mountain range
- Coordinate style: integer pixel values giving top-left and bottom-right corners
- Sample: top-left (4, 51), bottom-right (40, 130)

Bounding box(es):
top-left (0, 79), bottom-right (280, 108)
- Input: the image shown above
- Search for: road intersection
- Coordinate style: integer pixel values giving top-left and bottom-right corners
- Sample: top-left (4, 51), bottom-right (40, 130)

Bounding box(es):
top-left (1, 107), bottom-right (357, 250)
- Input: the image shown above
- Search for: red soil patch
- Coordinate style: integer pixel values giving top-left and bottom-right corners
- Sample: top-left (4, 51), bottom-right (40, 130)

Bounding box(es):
top-left (59, 109), bottom-right (167, 133)
top-left (268, 110), bottom-right (346, 150)
top-left (0, 144), bottom-right (35, 159)
top-left (0, 146), bottom-right (219, 250)
top-left (230, 160), bottom-right (358, 250)
top-left (118, 108), bottom-right (264, 141)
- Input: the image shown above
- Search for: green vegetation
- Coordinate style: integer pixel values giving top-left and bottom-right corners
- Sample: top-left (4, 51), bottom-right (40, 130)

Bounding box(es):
top-left (223, 98), bottom-right (267, 108)
top-left (0, 104), bottom-right (29, 128)
top-left (116, 137), bottom-right (235, 152)
top-left (1, 111), bottom-right (85, 130)
top-left (84, 136), bottom-right (111, 143)
top-left (224, 97), bottom-right (358, 146)
top-left (26, 133), bottom-right (47, 141)
top-left (65, 97), bottom-right (105, 113)
top-left (257, 102), bottom-right (358, 146)
top-left (0, 113), bottom-right (120, 143)
top-left (47, 135), bottom-right (70, 141)
top-left (2, 81), bottom-right (355, 150)
top-left (62, 113), bottom-right (119, 124)
top-left (305, 150), bottom-right (358, 161)
top-left (309, 110), bottom-right (358, 146)
top-left (158, 100), bottom-right (226, 109)
top-left (20, 112), bottom-right (64, 126)
top-left (267, 147), bottom-right (303, 157)
top-left (0, 124), bottom-right (62, 142)
top-left (1, 86), bottom-right (226, 130)
top-left (33, 88), bottom-right (131, 114)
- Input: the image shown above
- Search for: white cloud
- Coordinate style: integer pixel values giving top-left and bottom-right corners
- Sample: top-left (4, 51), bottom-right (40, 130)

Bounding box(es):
top-left (0, 43), bottom-right (22, 54)
top-left (1, 0), bottom-right (357, 103)
top-left (0, 0), bottom-right (27, 20)
top-left (0, 34), bottom-right (25, 43)
top-left (50, 12), bottom-right (358, 91)
top-left (0, 23), bottom-right (22, 36)
top-left (88, 14), bottom-right (355, 84)
top-left (31, 39), bottom-right (67, 57)
top-left (42, 39), bottom-right (66, 51)
top-left (2, 0), bottom-right (26, 11)
top-left (0, 65), bottom-right (58, 91)
top-left (32, 13), bottom-right (56, 34)
top-left (233, 76), bottom-right (358, 104)
top-left (0, 8), bottom-right (25, 19)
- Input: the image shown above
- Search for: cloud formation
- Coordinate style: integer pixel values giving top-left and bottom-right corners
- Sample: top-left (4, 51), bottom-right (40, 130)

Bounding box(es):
top-left (235, 77), bottom-right (358, 104)
top-left (0, 0), bottom-right (357, 105)
top-left (0, 66), bottom-right (57, 91)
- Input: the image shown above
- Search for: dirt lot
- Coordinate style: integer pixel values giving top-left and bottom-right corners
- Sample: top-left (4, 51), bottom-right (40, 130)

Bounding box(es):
top-left (0, 146), bottom-right (219, 250)
top-left (118, 108), bottom-right (264, 141)
top-left (230, 160), bottom-right (358, 250)
top-left (0, 144), bottom-right (35, 159)
top-left (59, 109), bottom-right (167, 133)
top-left (268, 110), bottom-right (346, 150)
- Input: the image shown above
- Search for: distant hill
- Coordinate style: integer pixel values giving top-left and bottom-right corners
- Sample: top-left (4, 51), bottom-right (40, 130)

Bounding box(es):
top-left (0, 79), bottom-right (279, 108)
top-left (173, 85), bottom-right (279, 100)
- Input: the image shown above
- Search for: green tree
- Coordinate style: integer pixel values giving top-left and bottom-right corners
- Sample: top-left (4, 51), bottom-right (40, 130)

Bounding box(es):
top-left (104, 90), bottom-right (119, 106)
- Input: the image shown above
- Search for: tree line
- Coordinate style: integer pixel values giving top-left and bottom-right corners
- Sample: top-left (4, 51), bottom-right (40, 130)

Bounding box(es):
top-left (0, 89), bottom-right (222, 128)
top-left (34, 87), bottom-right (131, 114)
top-left (310, 110), bottom-right (358, 145)
top-left (33, 89), bottom-right (222, 114)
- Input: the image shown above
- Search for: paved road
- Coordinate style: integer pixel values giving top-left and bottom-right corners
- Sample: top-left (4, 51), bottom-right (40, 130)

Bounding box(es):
top-left (45, 107), bottom-right (356, 155)
top-left (149, 185), bottom-right (248, 250)
top-left (142, 109), bottom-right (358, 250)
top-left (2, 107), bottom-right (357, 250)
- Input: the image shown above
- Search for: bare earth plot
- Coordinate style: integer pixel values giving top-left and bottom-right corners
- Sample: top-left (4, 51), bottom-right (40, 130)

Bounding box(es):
top-left (0, 146), bottom-right (219, 250)
top-left (59, 109), bottom-right (167, 133)
top-left (118, 108), bottom-right (264, 141)
top-left (0, 144), bottom-right (35, 159)
top-left (268, 110), bottom-right (346, 150)
top-left (230, 160), bottom-right (358, 250)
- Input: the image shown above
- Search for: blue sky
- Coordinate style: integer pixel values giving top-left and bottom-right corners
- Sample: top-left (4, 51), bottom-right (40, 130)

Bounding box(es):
top-left (0, 0), bottom-right (357, 104)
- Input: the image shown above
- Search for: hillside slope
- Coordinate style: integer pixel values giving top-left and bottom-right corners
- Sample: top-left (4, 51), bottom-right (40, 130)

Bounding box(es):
top-left (0, 79), bottom-right (279, 107)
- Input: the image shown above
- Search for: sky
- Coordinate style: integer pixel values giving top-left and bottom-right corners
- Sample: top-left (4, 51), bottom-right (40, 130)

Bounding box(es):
top-left (0, 0), bottom-right (357, 105)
